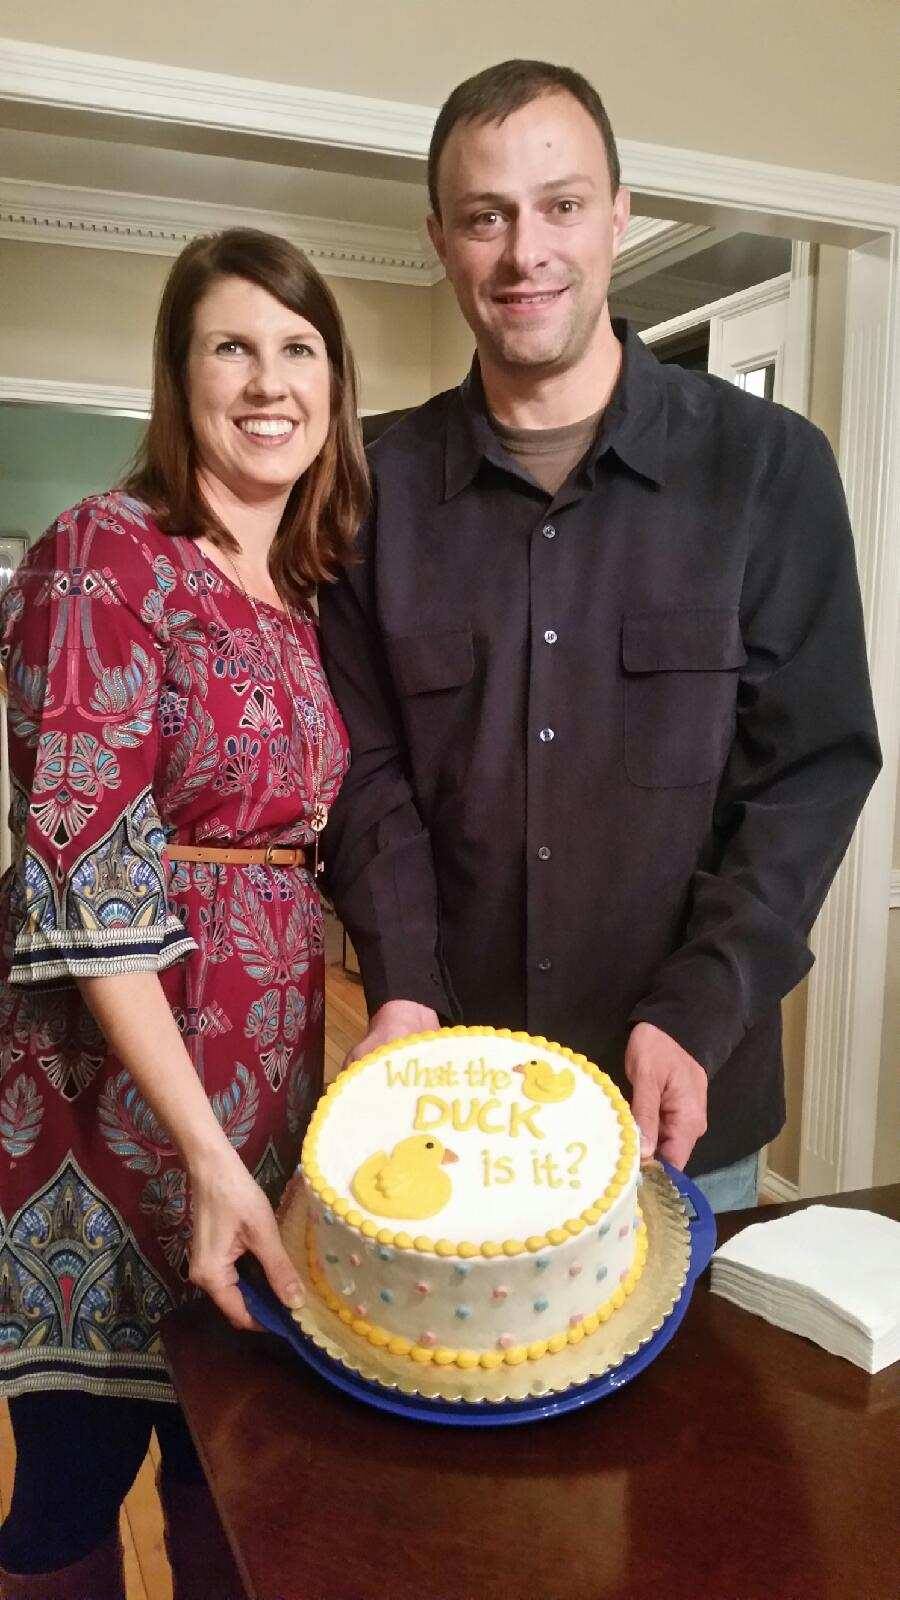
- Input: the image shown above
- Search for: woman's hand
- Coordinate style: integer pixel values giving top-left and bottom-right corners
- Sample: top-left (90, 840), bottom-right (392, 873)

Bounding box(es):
top-left (187, 1144), bottom-right (305, 1332)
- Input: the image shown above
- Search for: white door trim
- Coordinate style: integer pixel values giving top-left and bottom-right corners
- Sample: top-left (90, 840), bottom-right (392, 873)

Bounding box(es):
top-left (2, 36), bottom-right (898, 1193)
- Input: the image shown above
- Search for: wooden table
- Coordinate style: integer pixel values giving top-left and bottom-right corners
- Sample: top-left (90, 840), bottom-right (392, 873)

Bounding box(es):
top-left (162, 1185), bottom-right (900, 1600)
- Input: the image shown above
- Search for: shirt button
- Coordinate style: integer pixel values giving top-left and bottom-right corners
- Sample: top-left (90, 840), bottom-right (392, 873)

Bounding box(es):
top-left (538, 957), bottom-right (553, 972)
top-left (543, 629), bottom-right (558, 645)
top-left (539, 727), bottom-right (555, 743)
top-left (537, 845), bottom-right (551, 861)
top-left (542, 523), bottom-right (557, 540)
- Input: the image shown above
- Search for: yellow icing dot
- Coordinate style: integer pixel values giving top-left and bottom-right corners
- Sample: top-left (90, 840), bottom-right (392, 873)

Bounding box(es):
top-left (456, 1351), bottom-right (479, 1370)
top-left (321, 1187), bottom-right (337, 1204)
top-left (338, 1307), bottom-right (353, 1325)
top-left (388, 1336), bottom-right (412, 1356)
top-left (394, 1233), bottom-right (413, 1250)
top-left (458, 1241), bottom-right (478, 1258)
top-left (346, 1210), bottom-right (363, 1228)
top-left (528, 1340), bottom-right (549, 1361)
top-left (547, 1333), bottom-right (568, 1354)
top-left (502, 1240), bottom-right (525, 1257)
top-left (351, 1318), bottom-right (369, 1336)
top-left (547, 1228), bottom-right (567, 1246)
top-left (565, 1219), bottom-right (585, 1236)
top-left (376, 1228), bottom-right (394, 1245)
top-left (526, 1235), bottom-right (548, 1253)
top-left (433, 1348), bottom-right (457, 1366)
top-left (612, 1288), bottom-right (626, 1309)
top-left (413, 1236), bottom-right (434, 1253)
top-left (582, 1312), bottom-right (600, 1335)
top-left (410, 1346), bottom-right (434, 1364)
top-left (505, 1346), bottom-right (528, 1366)
top-left (368, 1327), bottom-right (389, 1348)
top-left (435, 1239), bottom-right (455, 1257)
top-left (360, 1221), bottom-right (378, 1239)
top-left (479, 1351), bottom-right (503, 1370)
top-left (481, 1241), bottom-right (501, 1258)
top-left (568, 1323), bottom-right (585, 1345)
top-left (333, 1199), bottom-right (349, 1218)
top-left (583, 1207), bottom-right (601, 1224)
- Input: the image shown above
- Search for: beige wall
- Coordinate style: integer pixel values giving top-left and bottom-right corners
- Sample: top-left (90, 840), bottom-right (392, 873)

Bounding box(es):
top-left (0, 240), bottom-right (433, 411)
top-left (2, 1), bottom-right (895, 182)
top-left (430, 277), bottom-right (473, 395)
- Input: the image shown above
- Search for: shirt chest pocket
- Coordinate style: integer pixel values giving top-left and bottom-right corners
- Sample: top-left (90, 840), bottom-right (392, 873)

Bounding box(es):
top-left (386, 628), bottom-right (475, 695)
top-left (622, 609), bottom-right (746, 788)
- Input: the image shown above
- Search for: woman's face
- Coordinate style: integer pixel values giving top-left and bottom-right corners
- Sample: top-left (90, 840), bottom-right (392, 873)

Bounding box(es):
top-left (186, 274), bottom-right (332, 508)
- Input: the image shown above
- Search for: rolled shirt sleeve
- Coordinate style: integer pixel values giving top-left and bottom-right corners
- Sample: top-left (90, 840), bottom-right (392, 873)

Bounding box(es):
top-left (0, 496), bottom-right (197, 986)
top-left (629, 419), bottom-right (881, 1075)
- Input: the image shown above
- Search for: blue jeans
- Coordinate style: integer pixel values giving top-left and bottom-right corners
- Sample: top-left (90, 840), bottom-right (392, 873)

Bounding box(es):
top-left (693, 1151), bottom-right (760, 1213)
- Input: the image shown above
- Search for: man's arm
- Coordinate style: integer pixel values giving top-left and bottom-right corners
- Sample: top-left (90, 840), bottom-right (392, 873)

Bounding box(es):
top-left (627, 417), bottom-right (881, 1164)
top-left (318, 509), bottom-right (454, 1051)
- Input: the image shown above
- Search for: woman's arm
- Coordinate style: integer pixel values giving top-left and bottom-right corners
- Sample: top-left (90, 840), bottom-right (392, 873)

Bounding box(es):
top-left (78, 970), bottom-right (304, 1331)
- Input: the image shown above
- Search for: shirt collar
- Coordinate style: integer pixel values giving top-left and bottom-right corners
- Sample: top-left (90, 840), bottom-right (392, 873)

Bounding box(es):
top-left (442, 319), bottom-right (668, 502)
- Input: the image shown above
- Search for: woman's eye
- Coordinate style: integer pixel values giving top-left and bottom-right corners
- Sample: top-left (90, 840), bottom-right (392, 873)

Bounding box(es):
top-left (215, 340), bottom-right (245, 356)
top-left (286, 342), bottom-right (316, 358)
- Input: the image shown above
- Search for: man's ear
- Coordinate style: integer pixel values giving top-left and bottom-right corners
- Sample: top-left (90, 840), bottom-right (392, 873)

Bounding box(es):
top-left (610, 186), bottom-right (631, 263)
top-left (427, 211), bottom-right (448, 268)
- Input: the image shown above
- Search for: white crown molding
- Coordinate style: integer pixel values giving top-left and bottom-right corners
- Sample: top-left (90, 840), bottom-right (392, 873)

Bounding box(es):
top-left (639, 273), bottom-right (791, 345)
top-left (1, 38), bottom-right (898, 231)
top-left (0, 177), bottom-right (442, 284)
top-left (0, 376), bottom-right (150, 414)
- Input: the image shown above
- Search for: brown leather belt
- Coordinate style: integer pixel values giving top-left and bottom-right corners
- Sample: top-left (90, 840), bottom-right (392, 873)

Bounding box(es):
top-left (164, 843), bottom-right (311, 868)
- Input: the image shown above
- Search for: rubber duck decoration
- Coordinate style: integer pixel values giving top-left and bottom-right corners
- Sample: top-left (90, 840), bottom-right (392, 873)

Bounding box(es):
top-left (350, 1134), bottom-right (459, 1220)
top-left (514, 1058), bottom-right (576, 1104)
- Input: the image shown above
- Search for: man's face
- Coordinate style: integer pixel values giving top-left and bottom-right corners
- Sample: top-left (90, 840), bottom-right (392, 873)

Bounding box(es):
top-left (428, 91), bottom-right (630, 378)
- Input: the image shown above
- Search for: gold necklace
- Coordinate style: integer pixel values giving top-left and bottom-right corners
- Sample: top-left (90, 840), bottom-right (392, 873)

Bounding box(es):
top-left (222, 549), bottom-right (329, 850)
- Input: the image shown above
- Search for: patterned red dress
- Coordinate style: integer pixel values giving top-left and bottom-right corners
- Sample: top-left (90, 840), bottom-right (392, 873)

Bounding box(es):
top-left (0, 493), bottom-right (349, 1401)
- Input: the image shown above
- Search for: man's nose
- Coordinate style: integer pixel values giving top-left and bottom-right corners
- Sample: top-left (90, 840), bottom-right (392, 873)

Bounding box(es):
top-left (502, 213), bottom-right (550, 278)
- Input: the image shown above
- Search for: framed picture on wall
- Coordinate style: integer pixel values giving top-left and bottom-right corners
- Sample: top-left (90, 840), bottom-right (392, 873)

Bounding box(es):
top-left (0, 535), bottom-right (27, 594)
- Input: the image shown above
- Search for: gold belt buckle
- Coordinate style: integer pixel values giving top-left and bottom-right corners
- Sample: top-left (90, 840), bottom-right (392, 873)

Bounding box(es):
top-left (264, 842), bottom-right (280, 866)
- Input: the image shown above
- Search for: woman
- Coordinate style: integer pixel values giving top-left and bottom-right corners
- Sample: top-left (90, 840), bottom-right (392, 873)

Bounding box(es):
top-left (0, 228), bottom-right (368, 1597)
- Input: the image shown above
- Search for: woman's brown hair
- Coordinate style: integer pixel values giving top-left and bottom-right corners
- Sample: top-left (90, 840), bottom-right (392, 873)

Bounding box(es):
top-left (123, 228), bottom-right (368, 602)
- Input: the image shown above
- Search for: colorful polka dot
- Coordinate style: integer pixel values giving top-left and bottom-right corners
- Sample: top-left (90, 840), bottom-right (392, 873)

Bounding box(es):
top-left (533, 1297), bottom-right (549, 1313)
top-left (340, 1282), bottom-right (355, 1296)
top-left (497, 1334), bottom-right (514, 1350)
top-left (491, 1285), bottom-right (509, 1301)
top-left (322, 1209), bottom-right (334, 1225)
top-left (596, 1265), bottom-right (608, 1282)
top-left (379, 1288), bottom-right (394, 1304)
top-left (598, 1222), bottom-right (610, 1237)
top-left (632, 1217), bottom-right (640, 1231)
top-left (453, 1263), bottom-right (470, 1279)
top-left (535, 1257), bottom-right (550, 1272)
top-left (325, 1253), bottom-right (339, 1264)
top-left (348, 1253), bottom-right (361, 1267)
top-left (377, 1245), bottom-right (393, 1261)
top-left (414, 1281), bottom-right (431, 1296)
top-left (354, 1303), bottom-right (368, 1317)
top-left (619, 1269), bottom-right (628, 1282)
top-left (455, 1305), bottom-right (472, 1320)
top-left (568, 1263), bottom-right (583, 1278)
top-left (418, 1331), bottom-right (437, 1348)
top-left (569, 1313), bottom-right (584, 1329)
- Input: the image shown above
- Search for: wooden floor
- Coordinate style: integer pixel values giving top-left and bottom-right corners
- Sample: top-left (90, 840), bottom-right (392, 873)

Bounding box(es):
top-left (0, 957), bottom-right (368, 1596)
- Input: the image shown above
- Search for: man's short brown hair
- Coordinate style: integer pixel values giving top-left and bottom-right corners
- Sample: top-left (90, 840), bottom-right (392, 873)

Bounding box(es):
top-left (427, 59), bottom-right (621, 217)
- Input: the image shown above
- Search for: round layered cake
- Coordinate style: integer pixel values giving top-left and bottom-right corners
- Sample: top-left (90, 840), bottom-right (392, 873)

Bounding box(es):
top-left (299, 1027), bottom-right (646, 1370)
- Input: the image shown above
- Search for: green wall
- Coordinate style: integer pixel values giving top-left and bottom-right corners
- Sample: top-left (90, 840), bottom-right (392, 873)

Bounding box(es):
top-left (0, 404), bottom-right (146, 546)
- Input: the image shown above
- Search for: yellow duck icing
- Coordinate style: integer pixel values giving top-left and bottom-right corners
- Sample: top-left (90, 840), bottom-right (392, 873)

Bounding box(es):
top-left (351, 1134), bottom-right (458, 1220)
top-left (297, 1027), bottom-right (646, 1370)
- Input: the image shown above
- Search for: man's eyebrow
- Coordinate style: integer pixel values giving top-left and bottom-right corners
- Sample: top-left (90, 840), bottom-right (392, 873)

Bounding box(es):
top-left (454, 173), bottom-right (597, 207)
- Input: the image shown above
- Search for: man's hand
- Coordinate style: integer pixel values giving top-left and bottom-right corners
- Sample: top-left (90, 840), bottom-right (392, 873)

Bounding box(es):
top-left (625, 1022), bottom-right (708, 1171)
top-left (344, 999), bottom-right (440, 1069)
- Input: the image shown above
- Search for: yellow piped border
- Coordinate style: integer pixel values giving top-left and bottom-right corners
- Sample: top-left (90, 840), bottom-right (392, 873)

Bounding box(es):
top-left (301, 1026), bottom-right (639, 1259)
top-left (307, 1218), bottom-right (648, 1369)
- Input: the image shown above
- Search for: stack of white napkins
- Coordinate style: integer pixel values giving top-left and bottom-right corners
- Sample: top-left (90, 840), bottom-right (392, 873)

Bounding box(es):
top-left (710, 1205), bottom-right (900, 1373)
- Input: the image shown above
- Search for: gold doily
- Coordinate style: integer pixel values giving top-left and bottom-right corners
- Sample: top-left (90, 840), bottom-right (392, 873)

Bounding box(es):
top-left (278, 1163), bottom-right (692, 1405)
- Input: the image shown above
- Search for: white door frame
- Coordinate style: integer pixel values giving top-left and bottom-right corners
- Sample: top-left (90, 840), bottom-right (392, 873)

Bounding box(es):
top-left (2, 39), bottom-right (898, 1193)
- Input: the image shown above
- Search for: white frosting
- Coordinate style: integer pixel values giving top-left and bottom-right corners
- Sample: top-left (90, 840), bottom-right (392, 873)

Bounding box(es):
top-left (311, 1032), bottom-right (623, 1242)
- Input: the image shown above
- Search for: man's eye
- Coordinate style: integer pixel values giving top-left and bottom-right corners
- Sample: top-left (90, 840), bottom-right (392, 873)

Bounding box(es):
top-left (472, 211), bottom-right (503, 230)
top-left (553, 199), bottom-right (581, 217)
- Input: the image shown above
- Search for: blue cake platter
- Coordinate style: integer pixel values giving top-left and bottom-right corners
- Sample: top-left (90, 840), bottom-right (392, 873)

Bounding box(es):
top-left (240, 1160), bottom-right (715, 1427)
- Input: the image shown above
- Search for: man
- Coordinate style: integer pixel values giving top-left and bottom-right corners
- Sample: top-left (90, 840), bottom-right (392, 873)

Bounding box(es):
top-left (319, 60), bottom-right (880, 1210)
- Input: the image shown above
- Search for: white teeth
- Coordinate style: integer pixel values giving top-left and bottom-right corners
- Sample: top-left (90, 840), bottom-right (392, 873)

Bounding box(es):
top-left (238, 418), bottom-right (294, 437)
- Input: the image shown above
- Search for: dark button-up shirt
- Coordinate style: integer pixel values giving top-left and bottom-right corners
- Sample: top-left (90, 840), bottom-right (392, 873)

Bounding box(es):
top-left (319, 324), bottom-right (880, 1173)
